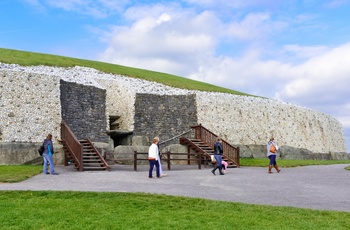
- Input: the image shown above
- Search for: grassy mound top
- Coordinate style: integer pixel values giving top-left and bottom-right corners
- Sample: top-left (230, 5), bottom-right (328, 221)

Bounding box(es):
top-left (0, 48), bottom-right (253, 96)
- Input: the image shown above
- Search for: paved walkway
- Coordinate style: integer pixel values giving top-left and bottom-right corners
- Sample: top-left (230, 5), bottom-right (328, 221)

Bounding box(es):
top-left (1, 164), bottom-right (349, 212)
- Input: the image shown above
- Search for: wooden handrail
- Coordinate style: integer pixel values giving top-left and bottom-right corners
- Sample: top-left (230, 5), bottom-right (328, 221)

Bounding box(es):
top-left (60, 139), bottom-right (80, 167)
top-left (191, 124), bottom-right (240, 167)
top-left (178, 137), bottom-right (212, 168)
top-left (61, 120), bottom-right (83, 171)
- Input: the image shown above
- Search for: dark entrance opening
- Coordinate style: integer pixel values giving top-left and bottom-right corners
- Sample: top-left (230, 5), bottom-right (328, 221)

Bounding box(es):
top-left (108, 115), bottom-right (133, 148)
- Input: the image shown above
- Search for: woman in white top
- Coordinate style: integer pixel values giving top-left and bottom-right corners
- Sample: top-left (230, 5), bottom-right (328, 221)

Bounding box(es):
top-left (148, 137), bottom-right (160, 178)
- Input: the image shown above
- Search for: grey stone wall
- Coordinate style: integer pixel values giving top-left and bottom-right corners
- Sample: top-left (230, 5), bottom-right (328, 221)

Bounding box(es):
top-left (133, 94), bottom-right (197, 146)
top-left (60, 80), bottom-right (109, 142)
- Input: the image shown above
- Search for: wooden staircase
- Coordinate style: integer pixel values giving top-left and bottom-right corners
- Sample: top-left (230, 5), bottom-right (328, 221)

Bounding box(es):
top-left (61, 139), bottom-right (109, 171)
top-left (179, 125), bottom-right (240, 168)
top-left (61, 121), bottom-right (109, 171)
top-left (60, 139), bottom-right (80, 169)
top-left (179, 138), bottom-right (212, 162)
top-left (80, 139), bottom-right (109, 171)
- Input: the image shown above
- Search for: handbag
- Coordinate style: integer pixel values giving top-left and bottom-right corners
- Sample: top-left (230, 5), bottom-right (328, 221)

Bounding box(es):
top-left (270, 144), bottom-right (277, 153)
top-left (210, 155), bottom-right (216, 162)
top-left (38, 145), bottom-right (44, 156)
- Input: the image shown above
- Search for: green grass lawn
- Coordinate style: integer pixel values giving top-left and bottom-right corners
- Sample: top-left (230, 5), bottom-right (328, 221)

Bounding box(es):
top-left (0, 165), bottom-right (42, 183)
top-left (0, 191), bottom-right (349, 230)
top-left (240, 158), bottom-right (350, 168)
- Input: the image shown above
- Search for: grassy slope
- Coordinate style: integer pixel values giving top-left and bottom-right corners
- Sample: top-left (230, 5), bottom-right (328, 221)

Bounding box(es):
top-left (0, 48), bottom-right (252, 96)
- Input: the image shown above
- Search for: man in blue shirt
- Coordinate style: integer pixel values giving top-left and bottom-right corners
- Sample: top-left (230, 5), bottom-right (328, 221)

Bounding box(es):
top-left (42, 134), bottom-right (58, 175)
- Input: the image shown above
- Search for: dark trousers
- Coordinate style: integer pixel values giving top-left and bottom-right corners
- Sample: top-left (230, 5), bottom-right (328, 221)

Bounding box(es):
top-left (149, 160), bottom-right (160, 178)
top-left (268, 155), bottom-right (277, 166)
top-left (214, 155), bottom-right (223, 168)
top-left (212, 155), bottom-right (224, 174)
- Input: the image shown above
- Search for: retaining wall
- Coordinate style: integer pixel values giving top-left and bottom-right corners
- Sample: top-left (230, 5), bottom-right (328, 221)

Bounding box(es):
top-left (0, 69), bottom-right (61, 143)
top-left (133, 93), bottom-right (197, 145)
top-left (196, 93), bottom-right (346, 154)
top-left (0, 66), bottom-right (348, 165)
top-left (60, 80), bottom-right (109, 142)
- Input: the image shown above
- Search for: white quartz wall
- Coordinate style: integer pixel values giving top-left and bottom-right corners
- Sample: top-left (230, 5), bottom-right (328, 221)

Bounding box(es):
top-left (95, 79), bottom-right (135, 130)
top-left (0, 70), bottom-right (61, 142)
top-left (196, 92), bottom-right (346, 153)
top-left (0, 64), bottom-right (346, 153)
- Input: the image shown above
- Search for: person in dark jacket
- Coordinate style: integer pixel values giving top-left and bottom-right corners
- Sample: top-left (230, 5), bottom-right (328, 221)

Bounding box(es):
top-left (211, 138), bottom-right (224, 175)
top-left (42, 134), bottom-right (58, 175)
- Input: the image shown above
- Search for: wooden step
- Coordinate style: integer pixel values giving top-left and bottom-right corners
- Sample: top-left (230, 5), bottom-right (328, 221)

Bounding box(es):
top-left (83, 166), bottom-right (107, 170)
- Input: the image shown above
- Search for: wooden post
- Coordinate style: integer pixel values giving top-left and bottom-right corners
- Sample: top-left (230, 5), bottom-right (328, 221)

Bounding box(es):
top-left (187, 151), bottom-right (191, 165)
top-left (197, 153), bottom-right (201, 169)
top-left (237, 147), bottom-right (240, 168)
top-left (166, 151), bottom-right (171, 170)
top-left (78, 147), bottom-right (83, 172)
top-left (134, 151), bottom-right (138, 171)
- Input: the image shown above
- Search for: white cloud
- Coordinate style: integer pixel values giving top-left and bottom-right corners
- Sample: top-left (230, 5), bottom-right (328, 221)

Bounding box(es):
top-left (279, 43), bottom-right (350, 102)
top-left (184, 0), bottom-right (285, 9)
top-left (99, 6), bottom-right (218, 75)
top-left (225, 12), bottom-right (287, 41)
top-left (26, 0), bottom-right (127, 17)
top-left (22, 0), bottom-right (46, 11)
top-left (324, 0), bottom-right (349, 8)
top-left (98, 4), bottom-right (290, 76)
top-left (282, 44), bottom-right (330, 60)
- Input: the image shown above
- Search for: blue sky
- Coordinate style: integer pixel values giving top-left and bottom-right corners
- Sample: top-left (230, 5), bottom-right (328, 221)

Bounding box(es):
top-left (1, 0), bottom-right (350, 152)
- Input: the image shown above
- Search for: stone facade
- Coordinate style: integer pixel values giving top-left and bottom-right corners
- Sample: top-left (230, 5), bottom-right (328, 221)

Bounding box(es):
top-left (133, 93), bottom-right (197, 145)
top-left (0, 69), bottom-right (61, 143)
top-left (196, 93), bottom-right (346, 154)
top-left (0, 64), bottom-right (348, 165)
top-left (60, 80), bottom-right (109, 142)
top-left (95, 78), bottom-right (135, 131)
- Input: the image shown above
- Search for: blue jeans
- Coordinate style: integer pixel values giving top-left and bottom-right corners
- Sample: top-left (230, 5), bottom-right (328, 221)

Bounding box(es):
top-left (149, 160), bottom-right (160, 178)
top-left (214, 155), bottom-right (223, 168)
top-left (43, 153), bottom-right (56, 174)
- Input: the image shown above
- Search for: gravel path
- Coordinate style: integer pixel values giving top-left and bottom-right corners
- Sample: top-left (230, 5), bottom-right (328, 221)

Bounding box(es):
top-left (1, 164), bottom-right (349, 212)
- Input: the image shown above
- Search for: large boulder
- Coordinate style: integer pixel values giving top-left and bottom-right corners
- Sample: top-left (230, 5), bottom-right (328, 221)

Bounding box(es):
top-left (0, 142), bottom-right (64, 165)
top-left (113, 145), bottom-right (149, 165)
